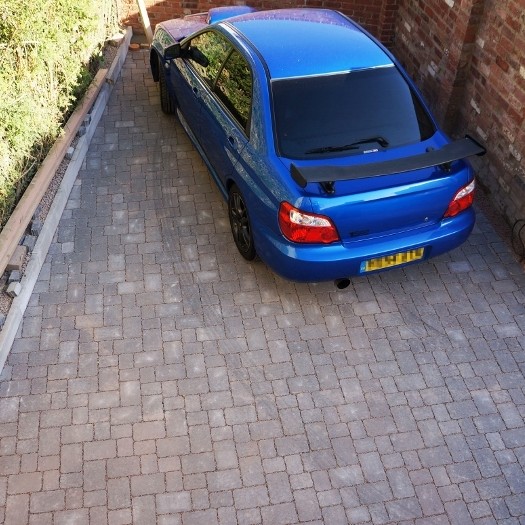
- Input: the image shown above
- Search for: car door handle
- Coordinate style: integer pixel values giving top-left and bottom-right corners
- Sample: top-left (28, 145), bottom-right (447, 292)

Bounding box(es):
top-left (228, 136), bottom-right (235, 146)
top-left (192, 86), bottom-right (198, 95)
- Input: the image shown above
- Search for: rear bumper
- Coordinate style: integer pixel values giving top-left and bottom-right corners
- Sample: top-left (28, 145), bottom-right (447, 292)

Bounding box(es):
top-left (254, 209), bottom-right (475, 282)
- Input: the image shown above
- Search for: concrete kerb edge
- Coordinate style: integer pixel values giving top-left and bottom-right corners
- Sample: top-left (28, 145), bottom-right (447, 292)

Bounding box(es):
top-left (0, 27), bottom-right (134, 372)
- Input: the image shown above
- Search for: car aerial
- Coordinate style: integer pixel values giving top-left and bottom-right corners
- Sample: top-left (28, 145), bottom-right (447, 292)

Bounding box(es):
top-left (149, 6), bottom-right (485, 288)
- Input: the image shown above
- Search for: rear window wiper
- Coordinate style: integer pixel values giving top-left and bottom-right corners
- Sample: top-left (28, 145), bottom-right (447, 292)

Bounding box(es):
top-left (305, 136), bottom-right (389, 155)
top-left (305, 144), bottom-right (359, 154)
top-left (348, 136), bottom-right (389, 148)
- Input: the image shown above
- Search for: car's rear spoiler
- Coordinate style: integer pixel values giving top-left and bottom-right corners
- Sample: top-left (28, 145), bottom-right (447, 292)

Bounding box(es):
top-left (290, 135), bottom-right (486, 190)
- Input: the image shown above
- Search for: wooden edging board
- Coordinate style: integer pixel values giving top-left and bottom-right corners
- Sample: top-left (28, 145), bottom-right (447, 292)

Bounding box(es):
top-left (0, 68), bottom-right (107, 278)
top-left (0, 27), bottom-right (133, 369)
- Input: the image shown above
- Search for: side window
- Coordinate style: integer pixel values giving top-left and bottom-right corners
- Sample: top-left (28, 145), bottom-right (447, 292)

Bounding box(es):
top-left (215, 50), bottom-right (252, 131)
top-left (156, 28), bottom-right (173, 48)
top-left (186, 31), bottom-right (231, 86)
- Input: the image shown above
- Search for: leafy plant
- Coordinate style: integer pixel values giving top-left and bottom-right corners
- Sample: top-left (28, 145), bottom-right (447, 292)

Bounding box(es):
top-left (0, 0), bottom-right (118, 228)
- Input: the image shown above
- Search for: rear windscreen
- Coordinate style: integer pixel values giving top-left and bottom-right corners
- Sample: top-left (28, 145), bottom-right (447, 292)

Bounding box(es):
top-left (272, 67), bottom-right (435, 159)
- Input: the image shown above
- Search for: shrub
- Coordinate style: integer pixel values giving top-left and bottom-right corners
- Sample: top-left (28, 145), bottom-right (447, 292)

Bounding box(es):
top-left (0, 0), bottom-right (117, 228)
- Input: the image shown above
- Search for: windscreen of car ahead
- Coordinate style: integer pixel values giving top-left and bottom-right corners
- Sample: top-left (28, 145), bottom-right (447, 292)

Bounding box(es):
top-left (271, 66), bottom-right (435, 160)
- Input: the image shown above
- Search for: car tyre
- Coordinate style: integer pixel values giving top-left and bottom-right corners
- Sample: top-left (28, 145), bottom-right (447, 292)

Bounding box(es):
top-left (228, 184), bottom-right (257, 261)
top-left (158, 56), bottom-right (176, 114)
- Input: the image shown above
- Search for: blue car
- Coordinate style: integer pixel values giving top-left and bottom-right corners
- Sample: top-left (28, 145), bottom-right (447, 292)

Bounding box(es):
top-left (150, 7), bottom-right (485, 286)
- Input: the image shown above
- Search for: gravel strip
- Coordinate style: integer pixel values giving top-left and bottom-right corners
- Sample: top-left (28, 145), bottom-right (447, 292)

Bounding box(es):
top-left (0, 41), bottom-right (121, 319)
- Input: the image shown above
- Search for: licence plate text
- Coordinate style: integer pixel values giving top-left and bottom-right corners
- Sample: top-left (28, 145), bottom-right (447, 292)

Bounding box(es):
top-left (361, 247), bottom-right (425, 273)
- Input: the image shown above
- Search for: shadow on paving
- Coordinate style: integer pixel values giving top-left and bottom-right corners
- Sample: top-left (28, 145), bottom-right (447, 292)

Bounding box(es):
top-left (1, 50), bottom-right (524, 525)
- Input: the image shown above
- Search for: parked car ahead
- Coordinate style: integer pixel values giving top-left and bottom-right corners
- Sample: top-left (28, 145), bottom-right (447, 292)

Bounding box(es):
top-left (150, 6), bottom-right (485, 287)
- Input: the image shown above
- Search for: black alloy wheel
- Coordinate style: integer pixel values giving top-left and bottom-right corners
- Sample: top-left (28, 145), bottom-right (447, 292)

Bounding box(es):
top-left (228, 184), bottom-right (257, 261)
top-left (158, 56), bottom-right (176, 114)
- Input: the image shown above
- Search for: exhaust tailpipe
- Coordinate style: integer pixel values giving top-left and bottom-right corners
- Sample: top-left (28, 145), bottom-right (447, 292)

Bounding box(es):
top-left (334, 278), bottom-right (351, 289)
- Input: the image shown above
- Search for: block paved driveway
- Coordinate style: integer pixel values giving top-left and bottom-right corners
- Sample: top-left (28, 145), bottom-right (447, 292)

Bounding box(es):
top-left (1, 50), bottom-right (525, 525)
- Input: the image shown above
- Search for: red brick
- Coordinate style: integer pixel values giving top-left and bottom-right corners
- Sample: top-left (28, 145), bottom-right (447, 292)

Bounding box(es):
top-left (496, 56), bottom-right (510, 72)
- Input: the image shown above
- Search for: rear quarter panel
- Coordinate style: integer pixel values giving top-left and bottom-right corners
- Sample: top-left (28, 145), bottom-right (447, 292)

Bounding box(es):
top-left (216, 25), bottom-right (305, 255)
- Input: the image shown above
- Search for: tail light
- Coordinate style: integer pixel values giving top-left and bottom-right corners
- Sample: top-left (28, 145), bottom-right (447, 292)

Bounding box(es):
top-left (444, 179), bottom-right (475, 218)
top-left (279, 202), bottom-right (339, 244)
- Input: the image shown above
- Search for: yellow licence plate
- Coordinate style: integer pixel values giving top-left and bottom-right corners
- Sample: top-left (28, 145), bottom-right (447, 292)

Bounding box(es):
top-left (361, 247), bottom-right (425, 273)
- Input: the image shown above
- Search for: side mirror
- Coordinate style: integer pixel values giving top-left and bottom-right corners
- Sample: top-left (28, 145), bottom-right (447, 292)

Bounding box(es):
top-left (164, 42), bottom-right (181, 60)
top-left (189, 47), bottom-right (209, 67)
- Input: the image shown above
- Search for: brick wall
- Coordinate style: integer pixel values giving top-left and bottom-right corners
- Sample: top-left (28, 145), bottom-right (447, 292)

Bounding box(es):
top-left (120, 0), bottom-right (525, 229)
top-left (393, 0), bottom-right (525, 229)
top-left (461, 0), bottom-right (525, 225)
top-left (119, 0), bottom-right (398, 44)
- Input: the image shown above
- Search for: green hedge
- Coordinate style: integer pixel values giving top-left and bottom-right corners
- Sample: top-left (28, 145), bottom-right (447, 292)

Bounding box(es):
top-left (0, 0), bottom-right (117, 228)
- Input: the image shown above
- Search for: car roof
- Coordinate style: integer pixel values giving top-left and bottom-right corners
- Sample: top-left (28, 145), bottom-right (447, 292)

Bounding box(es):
top-left (224, 9), bottom-right (394, 79)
